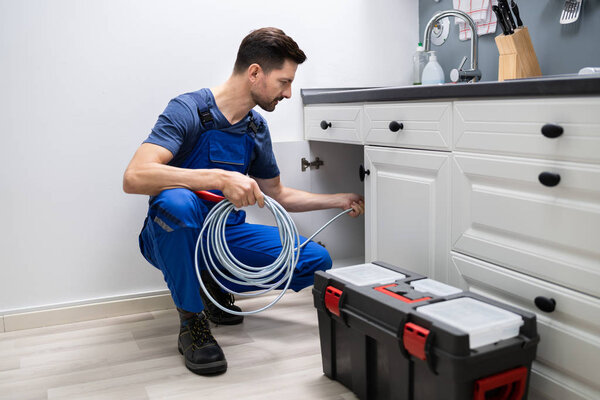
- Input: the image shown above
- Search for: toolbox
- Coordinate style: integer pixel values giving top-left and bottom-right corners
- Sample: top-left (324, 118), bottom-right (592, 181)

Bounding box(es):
top-left (312, 261), bottom-right (539, 400)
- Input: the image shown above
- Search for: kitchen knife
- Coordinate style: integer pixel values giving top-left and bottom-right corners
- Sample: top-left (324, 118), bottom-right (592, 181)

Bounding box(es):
top-left (500, 0), bottom-right (517, 29)
top-left (511, 0), bottom-right (524, 27)
top-left (498, 0), bottom-right (515, 35)
top-left (492, 5), bottom-right (510, 35)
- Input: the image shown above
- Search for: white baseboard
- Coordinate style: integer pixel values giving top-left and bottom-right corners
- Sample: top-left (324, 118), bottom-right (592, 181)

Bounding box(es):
top-left (2, 292), bottom-right (175, 332)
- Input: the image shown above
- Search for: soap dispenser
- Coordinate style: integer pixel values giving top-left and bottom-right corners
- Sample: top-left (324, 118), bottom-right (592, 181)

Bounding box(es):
top-left (421, 51), bottom-right (445, 85)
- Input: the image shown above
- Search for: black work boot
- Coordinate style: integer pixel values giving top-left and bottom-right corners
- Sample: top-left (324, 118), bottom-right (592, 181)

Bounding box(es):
top-left (177, 309), bottom-right (227, 375)
top-left (199, 270), bottom-right (244, 325)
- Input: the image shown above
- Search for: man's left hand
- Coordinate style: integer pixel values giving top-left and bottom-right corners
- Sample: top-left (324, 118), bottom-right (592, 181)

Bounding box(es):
top-left (338, 193), bottom-right (364, 217)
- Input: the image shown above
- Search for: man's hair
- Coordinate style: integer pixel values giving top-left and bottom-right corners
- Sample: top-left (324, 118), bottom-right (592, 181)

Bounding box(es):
top-left (234, 27), bottom-right (306, 74)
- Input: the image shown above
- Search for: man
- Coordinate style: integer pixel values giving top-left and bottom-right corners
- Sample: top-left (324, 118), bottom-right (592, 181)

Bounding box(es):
top-left (123, 27), bottom-right (364, 375)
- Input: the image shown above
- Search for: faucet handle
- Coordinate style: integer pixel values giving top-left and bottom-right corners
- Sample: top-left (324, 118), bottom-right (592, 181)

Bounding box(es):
top-left (450, 57), bottom-right (468, 83)
top-left (450, 56), bottom-right (481, 83)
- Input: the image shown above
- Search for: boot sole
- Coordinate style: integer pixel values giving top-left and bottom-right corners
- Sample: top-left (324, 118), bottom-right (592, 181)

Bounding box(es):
top-left (178, 344), bottom-right (227, 375)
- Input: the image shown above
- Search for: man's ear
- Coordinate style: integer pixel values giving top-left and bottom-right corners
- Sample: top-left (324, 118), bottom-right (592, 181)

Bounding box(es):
top-left (248, 63), bottom-right (263, 84)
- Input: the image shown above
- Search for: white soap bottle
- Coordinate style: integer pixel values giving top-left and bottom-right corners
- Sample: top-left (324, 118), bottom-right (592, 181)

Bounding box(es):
top-left (412, 42), bottom-right (428, 85)
top-left (421, 51), bottom-right (445, 85)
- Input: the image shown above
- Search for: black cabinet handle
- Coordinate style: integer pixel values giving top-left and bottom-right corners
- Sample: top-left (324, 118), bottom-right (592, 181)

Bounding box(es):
top-left (320, 120), bottom-right (332, 130)
top-left (541, 123), bottom-right (564, 139)
top-left (538, 172), bottom-right (561, 187)
top-left (534, 296), bottom-right (556, 313)
top-left (359, 165), bottom-right (370, 182)
top-left (389, 121), bottom-right (404, 132)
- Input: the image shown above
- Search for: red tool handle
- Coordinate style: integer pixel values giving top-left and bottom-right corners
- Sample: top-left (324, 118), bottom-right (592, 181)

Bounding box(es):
top-left (194, 190), bottom-right (225, 203)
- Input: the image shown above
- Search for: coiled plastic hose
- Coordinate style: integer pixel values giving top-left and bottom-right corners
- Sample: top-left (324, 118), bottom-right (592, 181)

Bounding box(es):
top-left (194, 194), bottom-right (352, 316)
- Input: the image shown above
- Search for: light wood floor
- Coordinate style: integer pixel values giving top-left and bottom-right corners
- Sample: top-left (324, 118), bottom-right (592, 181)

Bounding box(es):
top-left (0, 289), bottom-right (358, 400)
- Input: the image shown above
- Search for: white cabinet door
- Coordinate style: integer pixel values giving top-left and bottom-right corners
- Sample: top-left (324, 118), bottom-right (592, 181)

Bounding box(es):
top-left (304, 104), bottom-right (363, 144)
top-left (452, 152), bottom-right (600, 297)
top-left (448, 252), bottom-right (600, 400)
top-left (364, 146), bottom-right (450, 280)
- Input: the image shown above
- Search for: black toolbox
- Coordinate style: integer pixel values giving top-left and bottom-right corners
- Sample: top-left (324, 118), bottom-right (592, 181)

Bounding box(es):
top-left (312, 261), bottom-right (539, 400)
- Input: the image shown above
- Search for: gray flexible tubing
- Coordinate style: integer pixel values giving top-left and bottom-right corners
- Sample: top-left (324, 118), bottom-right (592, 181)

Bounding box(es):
top-left (194, 194), bottom-right (352, 316)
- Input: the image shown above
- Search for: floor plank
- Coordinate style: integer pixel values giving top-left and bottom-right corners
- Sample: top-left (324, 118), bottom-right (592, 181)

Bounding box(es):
top-left (0, 289), bottom-right (357, 400)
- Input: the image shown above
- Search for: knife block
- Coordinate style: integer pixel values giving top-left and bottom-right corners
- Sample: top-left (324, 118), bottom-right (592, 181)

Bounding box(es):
top-left (495, 27), bottom-right (541, 81)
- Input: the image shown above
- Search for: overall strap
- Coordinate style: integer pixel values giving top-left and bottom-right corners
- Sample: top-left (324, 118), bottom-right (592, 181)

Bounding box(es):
top-left (186, 91), bottom-right (215, 130)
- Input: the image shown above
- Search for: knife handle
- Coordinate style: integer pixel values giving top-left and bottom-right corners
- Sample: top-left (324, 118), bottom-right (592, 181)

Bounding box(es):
top-left (502, 0), bottom-right (517, 30)
top-left (493, 5), bottom-right (509, 35)
top-left (498, 1), bottom-right (515, 35)
top-left (511, 1), bottom-right (524, 27)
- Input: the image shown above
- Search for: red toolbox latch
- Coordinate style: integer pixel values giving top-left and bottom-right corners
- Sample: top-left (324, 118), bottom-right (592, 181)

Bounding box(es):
top-left (325, 286), bottom-right (343, 317)
top-left (403, 322), bottom-right (430, 361)
top-left (473, 366), bottom-right (528, 400)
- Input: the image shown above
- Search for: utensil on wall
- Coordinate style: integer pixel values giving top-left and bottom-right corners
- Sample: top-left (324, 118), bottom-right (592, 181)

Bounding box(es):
top-left (560, 0), bottom-right (583, 24)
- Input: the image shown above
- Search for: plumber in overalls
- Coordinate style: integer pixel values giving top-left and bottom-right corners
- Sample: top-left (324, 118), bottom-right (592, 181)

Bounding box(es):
top-left (123, 27), bottom-right (364, 375)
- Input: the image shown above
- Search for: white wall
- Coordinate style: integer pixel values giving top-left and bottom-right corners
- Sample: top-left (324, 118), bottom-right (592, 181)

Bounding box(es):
top-left (0, 0), bottom-right (418, 313)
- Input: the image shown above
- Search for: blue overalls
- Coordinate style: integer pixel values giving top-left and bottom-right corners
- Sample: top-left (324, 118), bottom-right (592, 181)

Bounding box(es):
top-left (138, 99), bottom-right (332, 313)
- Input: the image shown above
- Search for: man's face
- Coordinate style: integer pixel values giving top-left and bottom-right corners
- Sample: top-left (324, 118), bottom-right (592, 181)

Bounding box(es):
top-left (251, 59), bottom-right (297, 112)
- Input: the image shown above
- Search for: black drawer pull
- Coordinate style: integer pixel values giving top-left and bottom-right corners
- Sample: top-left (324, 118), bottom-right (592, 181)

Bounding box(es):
top-left (320, 120), bottom-right (332, 130)
top-left (359, 164), bottom-right (370, 182)
top-left (541, 123), bottom-right (564, 138)
top-left (538, 172), bottom-right (561, 187)
top-left (534, 296), bottom-right (556, 313)
top-left (389, 121), bottom-right (404, 132)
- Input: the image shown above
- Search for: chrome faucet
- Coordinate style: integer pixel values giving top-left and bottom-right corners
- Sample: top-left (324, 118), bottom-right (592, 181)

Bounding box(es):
top-left (423, 10), bottom-right (481, 83)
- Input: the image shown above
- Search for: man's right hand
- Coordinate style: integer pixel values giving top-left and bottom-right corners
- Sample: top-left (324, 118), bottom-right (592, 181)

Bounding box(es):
top-left (220, 171), bottom-right (265, 209)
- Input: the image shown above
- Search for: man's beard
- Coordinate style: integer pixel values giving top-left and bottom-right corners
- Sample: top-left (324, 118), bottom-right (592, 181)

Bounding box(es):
top-left (252, 91), bottom-right (283, 112)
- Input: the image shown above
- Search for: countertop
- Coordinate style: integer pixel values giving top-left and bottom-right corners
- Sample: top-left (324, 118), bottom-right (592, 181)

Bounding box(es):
top-left (301, 75), bottom-right (600, 105)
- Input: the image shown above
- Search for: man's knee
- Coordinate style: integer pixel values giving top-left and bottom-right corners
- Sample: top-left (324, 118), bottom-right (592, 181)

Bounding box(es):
top-left (151, 188), bottom-right (204, 229)
top-left (302, 242), bottom-right (332, 273)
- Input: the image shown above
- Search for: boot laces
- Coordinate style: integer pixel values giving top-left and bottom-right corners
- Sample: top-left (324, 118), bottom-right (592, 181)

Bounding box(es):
top-left (189, 313), bottom-right (216, 345)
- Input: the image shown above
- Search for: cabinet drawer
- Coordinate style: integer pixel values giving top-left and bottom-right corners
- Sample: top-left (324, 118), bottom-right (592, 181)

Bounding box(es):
top-left (364, 102), bottom-right (452, 150)
top-left (454, 97), bottom-right (600, 164)
top-left (452, 152), bottom-right (600, 297)
top-left (304, 105), bottom-right (363, 144)
top-left (449, 252), bottom-right (600, 400)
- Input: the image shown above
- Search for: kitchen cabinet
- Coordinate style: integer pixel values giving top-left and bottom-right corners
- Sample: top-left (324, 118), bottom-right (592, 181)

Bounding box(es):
top-left (364, 146), bottom-right (450, 279)
top-left (303, 94), bottom-right (600, 400)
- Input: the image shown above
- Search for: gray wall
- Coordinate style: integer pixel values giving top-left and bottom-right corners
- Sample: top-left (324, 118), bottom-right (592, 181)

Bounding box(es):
top-left (419, 0), bottom-right (600, 82)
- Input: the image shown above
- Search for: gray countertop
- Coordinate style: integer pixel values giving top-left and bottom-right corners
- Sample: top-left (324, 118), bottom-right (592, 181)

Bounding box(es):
top-left (301, 75), bottom-right (600, 105)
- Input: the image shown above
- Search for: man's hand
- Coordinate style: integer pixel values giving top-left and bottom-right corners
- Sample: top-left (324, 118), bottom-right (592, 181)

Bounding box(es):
top-left (337, 193), bottom-right (364, 217)
top-left (221, 171), bottom-right (265, 209)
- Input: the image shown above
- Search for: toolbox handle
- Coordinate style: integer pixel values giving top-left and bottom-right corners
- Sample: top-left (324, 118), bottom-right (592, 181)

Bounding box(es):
top-left (473, 366), bottom-right (528, 400)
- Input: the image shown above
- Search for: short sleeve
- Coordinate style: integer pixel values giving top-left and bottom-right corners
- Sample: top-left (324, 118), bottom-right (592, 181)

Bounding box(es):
top-left (143, 97), bottom-right (196, 157)
top-left (247, 114), bottom-right (280, 179)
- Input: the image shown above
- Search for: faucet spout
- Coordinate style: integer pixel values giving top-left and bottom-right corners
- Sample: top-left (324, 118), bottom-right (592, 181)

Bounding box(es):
top-left (423, 10), bottom-right (481, 82)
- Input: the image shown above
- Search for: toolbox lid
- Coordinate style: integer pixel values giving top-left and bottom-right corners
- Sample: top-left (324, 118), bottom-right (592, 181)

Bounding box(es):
top-left (326, 263), bottom-right (406, 286)
top-left (416, 297), bottom-right (524, 349)
top-left (410, 278), bottom-right (462, 296)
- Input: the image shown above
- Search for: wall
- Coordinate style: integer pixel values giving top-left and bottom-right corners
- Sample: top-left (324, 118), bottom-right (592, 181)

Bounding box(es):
top-left (419, 0), bottom-right (600, 82)
top-left (0, 0), bottom-right (418, 314)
